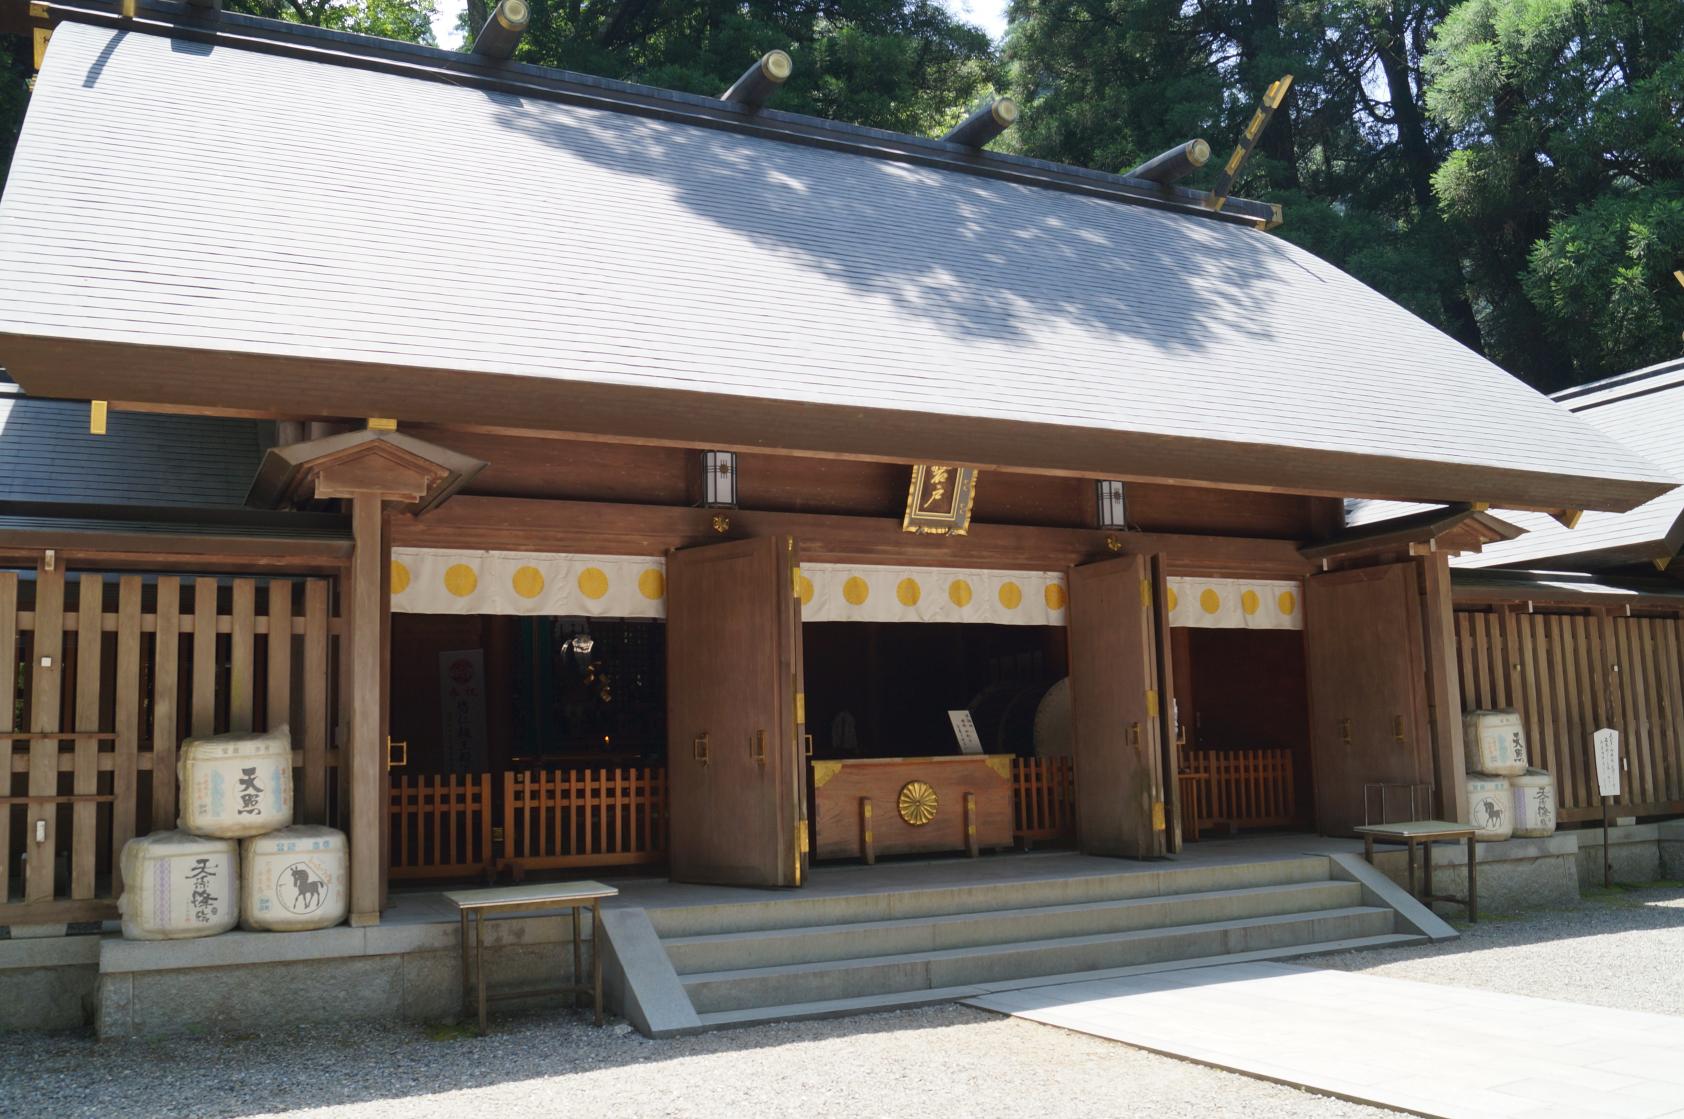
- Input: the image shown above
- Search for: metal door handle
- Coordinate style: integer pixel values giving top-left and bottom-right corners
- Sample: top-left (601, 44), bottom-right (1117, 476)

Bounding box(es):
top-left (694, 733), bottom-right (709, 765)
top-left (752, 730), bottom-right (767, 766)
top-left (1128, 723), bottom-right (1141, 746)
top-left (386, 736), bottom-right (408, 770)
top-left (1339, 718), bottom-right (1352, 745)
top-left (1393, 715), bottom-right (1406, 743)
top-left (804, 734), bottom-right (814, 759)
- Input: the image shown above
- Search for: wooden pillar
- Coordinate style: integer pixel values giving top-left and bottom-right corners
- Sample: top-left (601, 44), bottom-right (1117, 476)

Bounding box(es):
top-left (1419, 554), bottom-right (1468, 822)
top-left (348, 495), bottom-right (386, 926)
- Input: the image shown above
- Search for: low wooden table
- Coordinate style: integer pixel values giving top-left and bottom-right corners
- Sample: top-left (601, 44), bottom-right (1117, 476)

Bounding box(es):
top-left (444, 880), bottom-right (619, 1034)
top-left (1353, 820), bottom-right (1477, 923)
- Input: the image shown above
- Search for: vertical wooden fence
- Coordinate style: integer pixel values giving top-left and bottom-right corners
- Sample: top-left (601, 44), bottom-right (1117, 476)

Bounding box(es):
top-left (1455, 608), bottom-right (1684, 820)
top-left (1012, 755), bottom-right (1076, 845)
top-left (1177, 748), bottom-right (1298, 835)
top-left (1, 565), bottom-right (344, 923)
top-left (503, 766), bottom-right (668, 871)
top-left (387, 773), bottom-right (494, 880)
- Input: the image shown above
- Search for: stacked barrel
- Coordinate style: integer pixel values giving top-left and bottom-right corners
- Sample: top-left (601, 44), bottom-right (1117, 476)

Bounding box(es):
top-left (1461, 709), bottom-right (1556, 841)
top-left (116, 727), bottom-right (349, 939)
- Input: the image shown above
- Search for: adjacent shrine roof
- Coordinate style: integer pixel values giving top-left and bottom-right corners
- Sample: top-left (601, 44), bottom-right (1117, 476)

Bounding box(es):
top-left (0, 14), bottom-right (1672, 512)
top-left (1350, 357), bottom-right (1684, 571)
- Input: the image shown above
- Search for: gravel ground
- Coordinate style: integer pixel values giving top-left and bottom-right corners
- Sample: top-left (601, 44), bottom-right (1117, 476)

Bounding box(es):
top-left (4, 884), bottom-right (1680, 1119)
top-left (1311, 880), bottom-right (1684, 1015)
top-left (2, 1003), bottom-right (1390, 1119)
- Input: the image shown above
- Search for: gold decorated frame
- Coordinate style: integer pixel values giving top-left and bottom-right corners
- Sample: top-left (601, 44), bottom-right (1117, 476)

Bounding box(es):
top-left (902, 464), bottom-right (979, 536)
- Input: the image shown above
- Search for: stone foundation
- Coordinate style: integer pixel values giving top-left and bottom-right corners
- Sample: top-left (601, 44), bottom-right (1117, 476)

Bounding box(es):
top-left (1367, 834), bottom-right (1580, 917)
top-left (95, 911), bottom-right (592, 1038)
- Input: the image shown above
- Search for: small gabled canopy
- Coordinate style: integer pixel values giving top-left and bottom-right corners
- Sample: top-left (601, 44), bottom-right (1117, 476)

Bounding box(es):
top-left (247, 429), bottom-right (486, 514)
top-left (0, 20), bottom-right (1673, 513)
top-left (1302, 505), bottom-right (1524, 564)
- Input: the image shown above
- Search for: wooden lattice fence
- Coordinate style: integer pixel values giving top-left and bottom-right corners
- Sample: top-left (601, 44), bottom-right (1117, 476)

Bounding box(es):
top-left (1455, 608), bottom-right (1684, 821)
top-left (1, 565), bottom-right (344, 924)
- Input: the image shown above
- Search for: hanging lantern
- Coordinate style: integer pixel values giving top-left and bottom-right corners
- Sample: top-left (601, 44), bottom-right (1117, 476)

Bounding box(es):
top-left (1096, 479), bottom-right (1129, 530)
top-left (700, 450), bottom-right (738, 508)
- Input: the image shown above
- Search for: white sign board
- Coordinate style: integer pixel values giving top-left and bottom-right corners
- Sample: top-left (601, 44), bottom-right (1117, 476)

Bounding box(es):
top-left (949, 710), bottom-right (984, 755)
top-left (1593, 727), bottom-right (1621, 797)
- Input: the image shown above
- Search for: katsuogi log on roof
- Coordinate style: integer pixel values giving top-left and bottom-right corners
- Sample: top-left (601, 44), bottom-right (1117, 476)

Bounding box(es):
top-left (0, 16), bottom-right (1671, 513)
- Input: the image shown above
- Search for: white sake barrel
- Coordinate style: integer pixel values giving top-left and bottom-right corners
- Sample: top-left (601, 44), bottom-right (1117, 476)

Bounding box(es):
top-left (240, 825), bottom-right (349, 932)
top-left (177, 725), bottom-right (294, 838)
top-left (1510, 768), bottom-right (1557, 837)
top-left (117, 830), bottom-right (239, 940)
top-left (1466, 775), bottom-right (1514, 841)
top-left (1462, 709), bottom-right (1528, 776)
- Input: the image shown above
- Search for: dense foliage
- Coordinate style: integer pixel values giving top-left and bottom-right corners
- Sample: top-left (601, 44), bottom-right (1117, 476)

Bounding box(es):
top-left (0, 0), bottom-right (1678, 390)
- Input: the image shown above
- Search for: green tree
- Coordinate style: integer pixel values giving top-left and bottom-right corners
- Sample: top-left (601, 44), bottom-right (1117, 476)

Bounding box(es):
top-left (471, 0), bottom-right (997, 136)
top-left (226, 0), bottom-right (438, 43)
top-left (0, 35), bottom-right (28, 194)
top-left (1424, 0), bottom-right (1684, 387)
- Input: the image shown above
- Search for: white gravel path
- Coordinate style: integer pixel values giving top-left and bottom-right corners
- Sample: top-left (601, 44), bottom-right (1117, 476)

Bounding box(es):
top-left (3, 1002), bottom-right (1390, 1119)
top-left (1310, 881), bottom-right (1684, 1016)
top-left (4, 883), bottom-right (1679, 1119)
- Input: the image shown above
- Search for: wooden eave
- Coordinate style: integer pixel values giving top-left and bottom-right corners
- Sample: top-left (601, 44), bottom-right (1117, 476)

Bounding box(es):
top-left (247, 429), bottom-right (486, 513)
top-left (392, 495), bottom-right (1316, 578)
top-left (7, 335), bottom-right (1671, 515)
top-left (1300, 507), bottom-right (1525, 563)
top-left (1452, 571), bottom-right (1684, 612)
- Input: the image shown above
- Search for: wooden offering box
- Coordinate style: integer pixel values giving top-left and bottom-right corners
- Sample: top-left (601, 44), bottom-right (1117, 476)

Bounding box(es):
top-left (811, 755), bottom-right (1015, 861)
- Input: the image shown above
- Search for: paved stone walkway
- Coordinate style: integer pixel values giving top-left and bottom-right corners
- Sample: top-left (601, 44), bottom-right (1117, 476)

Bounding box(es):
top-left (967, 961), bottom-right (1684, 1119)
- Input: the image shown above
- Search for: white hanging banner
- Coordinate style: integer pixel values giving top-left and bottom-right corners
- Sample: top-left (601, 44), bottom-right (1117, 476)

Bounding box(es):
top-left (391, 549), bottom-right (668, 617)
top-left (392, 548), bottom-right (1300, 632)
top-left (1165, 576), bottom-right (1303, 631)
top-left (799, 563), bottom-right (1067, 626)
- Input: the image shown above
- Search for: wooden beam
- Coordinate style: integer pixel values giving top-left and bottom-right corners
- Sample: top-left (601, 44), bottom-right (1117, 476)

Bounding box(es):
top-left (6, 333), bottom-right (1668, 513)
top-left (392, 496), bottom-right (1314, 577)
top-left (1420, 555), bottom-right (1467, 822)
top-left (470, 0), bottom-right (528, 60)
top-left (942, 98), bottom-right (1018, 149)
top-left (1125, 140), bottom-right (1210, 185)
top-left (347, 495), bottom-right (386, 926)
top-left (720, 50), bottom-right (791, 111)
top-left (25, 557), bottom-right (64, 903)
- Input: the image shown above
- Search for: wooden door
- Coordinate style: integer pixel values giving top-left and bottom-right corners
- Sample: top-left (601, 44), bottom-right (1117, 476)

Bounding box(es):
top-left (1068, 554), bottom-right (1167, 858)
top-left (667, 536), bottom-right (805, 886)
top-left (1304, 563), bottom-right (1432, 835)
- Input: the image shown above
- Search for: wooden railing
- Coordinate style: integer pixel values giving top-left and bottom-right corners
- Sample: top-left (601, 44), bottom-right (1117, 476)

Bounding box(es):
top-left (2, 568), bottom-right (343, 924)
top-left (1178, 748), bottom-right (1297, 837)
top-left (503, 766), bottom-right (668, 871)
top-left (1013, 755), bottom-right (1075, 845)
top-left (388, 773), bottom-right (495, 880)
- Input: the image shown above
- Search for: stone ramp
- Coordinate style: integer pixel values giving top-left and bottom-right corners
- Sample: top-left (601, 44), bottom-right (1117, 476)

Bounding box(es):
top-left (605, 853), bottom-right (1450, 1035)
top-left (966, 961), bottom-right (1684, 1119)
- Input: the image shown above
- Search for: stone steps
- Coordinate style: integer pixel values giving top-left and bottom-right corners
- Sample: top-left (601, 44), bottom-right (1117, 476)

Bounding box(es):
top-left (665, 880), bottom-right (1365, 973)
top-left (681, 905), bottom-right (1398, 1013)
top-left (692, 932), bottom-right (1425, 1030)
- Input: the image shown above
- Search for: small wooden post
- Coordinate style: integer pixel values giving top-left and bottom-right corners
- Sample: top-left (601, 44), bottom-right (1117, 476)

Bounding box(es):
top-left (860, 797), bottom-right (875, 865)
top-left (964, 792), bottom-right (978, 858)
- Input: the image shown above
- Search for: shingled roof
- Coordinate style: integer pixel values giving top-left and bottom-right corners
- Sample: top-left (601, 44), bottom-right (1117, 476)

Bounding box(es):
top-left (0, 14), bottom-right (1671, 512)
top-left (1350, 357), bottom-right (1684, 571)
top-left (0, 379), bottom-right (263, 510)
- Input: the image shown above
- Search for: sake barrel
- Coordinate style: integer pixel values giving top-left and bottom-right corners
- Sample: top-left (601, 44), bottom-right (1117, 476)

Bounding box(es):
top-left (1466, 775), bottom-right (1514, 841)
top-left (1462, 709), bottom-right (1528, 776)
top-left (177, 725), bottom-right (294, 838)
top-left (1510, 768), bottom-right (1557, 837)
top-left (240, 825), bottom-right (349, 932)
top-left (117, 830), bottom-right (239, 940)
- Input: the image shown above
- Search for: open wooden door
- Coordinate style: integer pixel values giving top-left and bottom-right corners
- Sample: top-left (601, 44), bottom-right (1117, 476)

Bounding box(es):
top-left (667, 536), bottom-right (805, 886)
top-left (1304, 563), bottom-right (1432, 836)
top-left (1068, 553), bottom-right (1168, 858)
